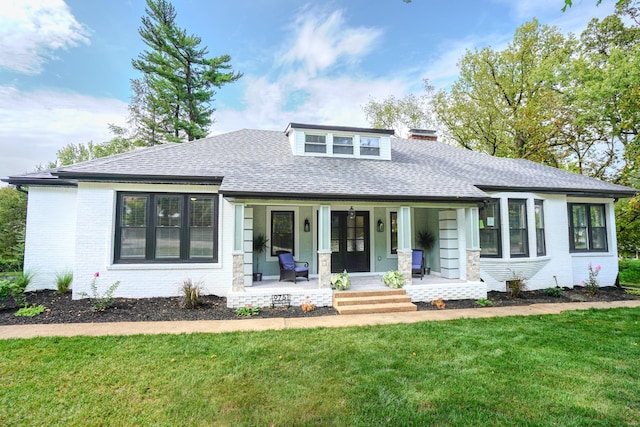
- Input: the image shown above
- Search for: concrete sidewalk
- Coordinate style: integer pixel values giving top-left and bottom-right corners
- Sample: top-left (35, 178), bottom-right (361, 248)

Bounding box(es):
top-left (2, 300), bottom-right (640, 340)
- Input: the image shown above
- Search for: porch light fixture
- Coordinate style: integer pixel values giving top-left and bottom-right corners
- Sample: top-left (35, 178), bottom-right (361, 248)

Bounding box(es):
top-left (377, 219), bottom-right (384, 232)
top-left (348, 206), bottom-right (356, 219)
top-left (304, 218), bottom-right (310, 232)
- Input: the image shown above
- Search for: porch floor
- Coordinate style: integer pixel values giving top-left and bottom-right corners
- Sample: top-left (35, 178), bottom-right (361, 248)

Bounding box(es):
top-left (245, 273), bottom-right (467, 293)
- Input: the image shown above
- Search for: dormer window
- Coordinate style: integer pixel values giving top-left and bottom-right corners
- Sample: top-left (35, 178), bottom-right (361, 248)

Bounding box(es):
top-left (304, 134), bottom-right (326, 153)
top-left (333, 136), bottom-right (353, 155)
top-left (360, 137), bottom-right (380, 156)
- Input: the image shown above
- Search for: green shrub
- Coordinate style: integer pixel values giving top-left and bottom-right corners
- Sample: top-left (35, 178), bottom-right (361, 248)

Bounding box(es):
top-left (506, 275), bottom-right (526, 298)
top-left (236, 304), bottom-right (260, 317)
top-left (383, 270), bottom-right (405, 289)
top-left (79, 272), bottom-right (120, 312)
top-left (582, 263), bottom-right (601, 296)
top-left (331, 270), bottom-right (351, 290)
top-left (0, 279), bottom-right (12, 305)
top-left (14, 304), bottom-right (46, 317)
top-left (11, 270), bottom-right (34, 305)
top-left (475, 298), bottom-right (493, 307)
top-left (544, 287), bottom-right (564, 297)
top-left (625, 288), bottom-right (640, 296)
top-left (619, 259), bottom-right (640, 285)
top-left (55, 271), bottom-right (73, 294)
top-left (181, 278), bottom-right (202, 309)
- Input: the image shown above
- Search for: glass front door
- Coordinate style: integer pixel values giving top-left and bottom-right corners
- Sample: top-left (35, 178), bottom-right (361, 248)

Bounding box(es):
top-left (330, 211), bottom-right (370, 273)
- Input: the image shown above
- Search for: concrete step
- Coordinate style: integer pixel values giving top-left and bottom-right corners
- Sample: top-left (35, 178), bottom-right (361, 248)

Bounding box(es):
top-left (334, 294), bottom-right (412, 306)
top-left (335, 289), bottom-right (406, 299)
top-left (333, 289), bottom-right (417, 314)
top-left (336, 302), bottom-right (417, 315)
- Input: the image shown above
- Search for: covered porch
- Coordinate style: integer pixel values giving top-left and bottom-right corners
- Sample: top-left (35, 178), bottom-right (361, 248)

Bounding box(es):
top-left (227, 200), bottom-right (485, 308)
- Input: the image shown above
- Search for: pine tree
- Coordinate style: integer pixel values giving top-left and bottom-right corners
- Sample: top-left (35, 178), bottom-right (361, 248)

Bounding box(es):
top-left (131, 0), bottom-right (242, 142)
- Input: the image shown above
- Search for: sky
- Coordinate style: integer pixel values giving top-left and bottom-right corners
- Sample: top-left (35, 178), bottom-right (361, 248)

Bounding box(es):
top-left (0, 0), bottom-right (617, 181)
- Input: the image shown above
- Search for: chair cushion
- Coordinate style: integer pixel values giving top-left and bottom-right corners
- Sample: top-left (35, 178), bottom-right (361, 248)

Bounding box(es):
top-left (278, 253), bottom-right (295, 269)
top-left (294, 267), bottom-right (308, 273)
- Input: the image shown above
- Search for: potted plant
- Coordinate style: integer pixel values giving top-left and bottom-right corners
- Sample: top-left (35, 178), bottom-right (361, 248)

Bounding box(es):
top-left (383, 270), bottom-right (405, 288)
top-left (416, 229), bottom-right (436, 275)
top-left (331, 270), bottom-right (351, 290)
top-left (253, 233), bottom-right (268, 281)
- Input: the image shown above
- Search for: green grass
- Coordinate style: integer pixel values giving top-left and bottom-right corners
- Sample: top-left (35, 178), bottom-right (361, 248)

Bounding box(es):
top-left (619, 259), bottom-right (640, 286)
top-left (1, 308), bottom-right (639, 426)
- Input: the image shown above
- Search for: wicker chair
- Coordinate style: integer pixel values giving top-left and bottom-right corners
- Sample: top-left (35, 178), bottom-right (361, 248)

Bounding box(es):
top-left (411, 249), bottom-right (425, 279)
top-left (277, 251), bottom-right (309, 283)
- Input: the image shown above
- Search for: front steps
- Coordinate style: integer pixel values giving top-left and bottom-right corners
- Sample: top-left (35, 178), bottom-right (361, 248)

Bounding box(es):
top-left (333, 289), bottom-right (417, 315)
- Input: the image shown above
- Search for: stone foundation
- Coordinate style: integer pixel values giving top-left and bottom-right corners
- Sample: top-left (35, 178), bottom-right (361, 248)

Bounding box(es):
top-left (232, 252), bottom-right (245, 291)
top-left (466, 249), bottom-right (481, 281)
top-left (397, 250), bottom-right (412, 287)
top-left (318, 250), bottom-right (331, 289)
top-left (405, 281), bottom-right (486, 302)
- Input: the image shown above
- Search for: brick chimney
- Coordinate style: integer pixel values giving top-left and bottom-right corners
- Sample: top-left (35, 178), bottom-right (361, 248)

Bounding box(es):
top-left (408, 129), bottom-right (437, 141)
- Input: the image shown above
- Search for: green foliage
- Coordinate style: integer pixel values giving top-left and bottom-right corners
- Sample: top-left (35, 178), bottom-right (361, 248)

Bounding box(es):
top-left (10, 270), bottom-right (34, 306)
top-left (0, 187), bottom-right (27, 272)
top-left (79, 273), bottom-right (120, 312)
top-left (55, 270), bottom-right (73, 294)
top-left (625, 288), bottom-right (640, 295)
top-left (14, 304), bottom-right (46, 317)
top-left (181, 278), bottom-right (201, 309)
top-left (131, 0), bottom-right (242, 142)
top-left (475, 298), bottom-right (493, 307)
top-left (416, 230), bottom-right (436, 252)
top-left (331, 270), bottom-right (351, 290)
top-left (0, 279), bottom-right (12, 304)
top-left (235, 304), bottom-right (260, 317)
top-left (619, 259), bottom-right (640, 284)
top-left (363, 80), bottom-right (434, 133)
top-left (2, 308), bottom-right (640, 425)
top-left (544, 287), bottom-right (565, 297)
top-left (253, 234), bottom-right (268, 273)
top-left (616, 197), bottom-right (640, 258)
top-left (383, 270), bottom-right (405, 289)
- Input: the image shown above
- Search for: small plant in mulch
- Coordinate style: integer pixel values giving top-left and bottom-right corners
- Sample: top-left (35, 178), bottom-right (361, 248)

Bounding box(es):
top-left (331, 270), bottom-right (351, 290)
top-left (15, 304), bottom-right (47, 317)
top-left (475, 298), bottom-right (493, 307)
top-left (581, 263), bottom-right (601, 296)
top-left (301, 296), bottom-right (316, 313)
top-left (181, 278), bottom-right (203, 309)
top-left (236, 304), bottom-right (260, 317)
top-left (544, 287), bottom-right (564, 297)
top-left (506, 271), bottom-right (527, 299)
top-left (79, 272), bottom-right (120, 312)
top-left (431, 298), bottom-right (446, 309)
top-left (55, 270), bottom-right (73, 294)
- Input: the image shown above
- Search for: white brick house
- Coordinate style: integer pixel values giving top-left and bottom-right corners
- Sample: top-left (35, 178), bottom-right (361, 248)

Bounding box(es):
top-left (5, 123), bottom-right (636, 307)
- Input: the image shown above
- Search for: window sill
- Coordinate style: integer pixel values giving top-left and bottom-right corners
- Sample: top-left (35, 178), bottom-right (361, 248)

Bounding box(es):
top-left (107, 263), bottom-right (221, 271)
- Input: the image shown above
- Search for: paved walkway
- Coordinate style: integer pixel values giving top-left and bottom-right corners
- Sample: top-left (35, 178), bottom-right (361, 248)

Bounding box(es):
top-left (2, 300), bottom-right (640, 340)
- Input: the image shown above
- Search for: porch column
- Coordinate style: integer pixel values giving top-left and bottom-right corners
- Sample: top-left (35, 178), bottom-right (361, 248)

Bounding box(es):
top-left (232, 204), bottom-right (246, 291)
top-left (465, 207), bottom-right (481, 281)
top-left (317, 205), bottom-right (331, 289)
top-left (397, 206), bottom-right (412, 286)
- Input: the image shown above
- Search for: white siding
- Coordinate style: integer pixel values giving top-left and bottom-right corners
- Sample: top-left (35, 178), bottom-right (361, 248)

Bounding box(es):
top-left (71, 182), bottom-right (234, 299)
top-left (480, 193), bottom-right (618, 291)
top-left (23, 186), bottom-right (77, 291)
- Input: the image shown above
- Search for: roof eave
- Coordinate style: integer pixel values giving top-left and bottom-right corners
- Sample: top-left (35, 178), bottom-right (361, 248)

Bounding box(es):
top-left (220, 190), bottom-right (488, 204)
top-left (1, 176), bottom-right (78, 187)
top-left (53, 171), bottom-right (223, 185)
top-left (477, 185), bottom-right (638, 199)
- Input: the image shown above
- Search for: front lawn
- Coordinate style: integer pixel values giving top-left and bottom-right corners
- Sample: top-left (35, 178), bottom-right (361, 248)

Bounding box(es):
top-left (1, 308), bottom-right (639, 426)
top-left (620, 259), bottom-right (640, 286)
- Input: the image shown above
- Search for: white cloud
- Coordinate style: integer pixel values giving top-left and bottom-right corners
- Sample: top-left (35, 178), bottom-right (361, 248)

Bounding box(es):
top-left (214, 8), bottom-right (403, 134)
top-left (0, 86), bottom-right (128, 178)
top-left (279, 8), bottom-right (383, 77)
top-left (0, 0), bottom-right (90, 75)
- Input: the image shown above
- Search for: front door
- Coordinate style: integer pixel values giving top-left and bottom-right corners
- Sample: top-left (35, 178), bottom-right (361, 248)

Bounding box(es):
top-left (330, 211), bottom-right (370, 273)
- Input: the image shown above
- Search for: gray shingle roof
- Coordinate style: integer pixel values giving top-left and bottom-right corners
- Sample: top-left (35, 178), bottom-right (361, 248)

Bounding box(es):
top-left (8, 128), bottom-right (636, 200)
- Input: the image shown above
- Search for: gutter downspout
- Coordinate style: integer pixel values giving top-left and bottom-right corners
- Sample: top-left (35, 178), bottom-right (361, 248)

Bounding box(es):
top-left (16, 184), bottom-right (28, 194)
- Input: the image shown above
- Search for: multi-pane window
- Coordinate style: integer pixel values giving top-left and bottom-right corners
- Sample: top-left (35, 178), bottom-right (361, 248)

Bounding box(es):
top-left (569, 203), bottom-right (608, 252)
top-left (333, 136), bottom-right (354, 155)
top-left (360, 137), bottom-right (380, 156)
top-left (508, 199), bottom-right (528, 257)
top-left (390, 211), bottom-right (398, 254)
top-left (115, 193), bottom-right (218, 263)
top-left (271, 211), bottom-right (294, 256)
top-left (304, 134), bottom-right (326, 153)
top-left (479, 199), bottom-right (501, 257)
top-left (534, 200), bottom-right (546, 256)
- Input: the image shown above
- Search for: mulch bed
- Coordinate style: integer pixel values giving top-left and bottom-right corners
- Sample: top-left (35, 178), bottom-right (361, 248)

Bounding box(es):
top-left (1, 286), bottom-right (638, 326)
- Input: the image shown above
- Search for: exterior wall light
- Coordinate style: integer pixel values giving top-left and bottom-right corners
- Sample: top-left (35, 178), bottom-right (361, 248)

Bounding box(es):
top-left (304, 218), bottom-right (310, 232)
top-left (377, 219), bottom-right (384, 232)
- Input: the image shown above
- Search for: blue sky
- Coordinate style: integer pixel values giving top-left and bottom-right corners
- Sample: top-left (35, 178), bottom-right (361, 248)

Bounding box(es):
top-left (0, 0), bottom-right (616, 180)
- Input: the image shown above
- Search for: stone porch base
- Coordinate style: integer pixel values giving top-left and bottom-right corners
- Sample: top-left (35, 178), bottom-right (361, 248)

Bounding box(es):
top-left (226, 277), bottom-right (487, 308)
